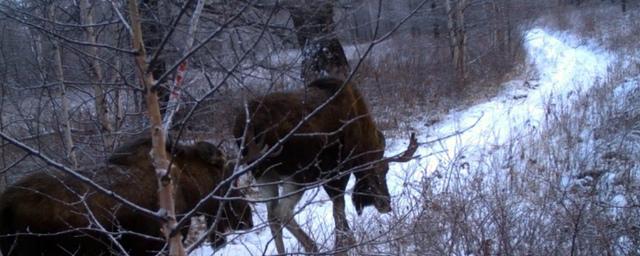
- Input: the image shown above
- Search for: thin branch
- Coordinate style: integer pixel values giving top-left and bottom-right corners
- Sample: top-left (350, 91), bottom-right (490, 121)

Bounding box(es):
top-left (153, 2), bottom-right (251, 86)
top-left (80, 197), bottom-right (130, 256)
top-left (147, 0), bottom-right (195, 76)
top-left (174, 0), bottom-right (271, 242)
top-left (0, 130), bottom-right (162, 222)
top-left (0, 7), bottom-right (137, 54)
top-left (109, 0), bottom-right (133, 36)
top-left (162, 0), bottom-right (204, 131)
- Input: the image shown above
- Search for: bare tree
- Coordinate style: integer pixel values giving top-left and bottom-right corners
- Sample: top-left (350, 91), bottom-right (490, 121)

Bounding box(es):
top-left (49, 4), bottom-right (78, 168)
top-left (126, 0), bottom-right (186, 254)
top-left (445, 0), bottom-right (468, 88)
top-left (81, 0), bottom-right (113, 146)
top-left (284, 0), bottom-right (350, 83)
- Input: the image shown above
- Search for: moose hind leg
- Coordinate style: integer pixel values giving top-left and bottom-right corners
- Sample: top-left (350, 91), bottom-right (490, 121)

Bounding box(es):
top-left (259, 180), bottom-right (286, 254)
top-left (277, 183), bottom-right (318, 253)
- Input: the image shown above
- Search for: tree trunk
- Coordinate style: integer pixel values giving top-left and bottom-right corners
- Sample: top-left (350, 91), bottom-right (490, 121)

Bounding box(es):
top-left (0, 68), bottom-right (5, 194)
top-left (53, 43), bottom-right (77, 168)
top-left (491, 1), bottom-right (504, 52)
top-left (456, 0), bottom-right (467, 85)
top-left (285, 1), bottom-right (350, 84)
top-left (351, 1), bottom-right (374, 42)
top-left (49, 5), bottom-right (77, 167)
top-left (445, 0), bottom-right (467, 88)
top-left (80, 0), bottom-right (113, 147)
top-left (431, 0), bottom-right (440, 38)
top-left (127, 0), bottom-right (185, 255)
top-left (113, 59), bottom-right (125, 130)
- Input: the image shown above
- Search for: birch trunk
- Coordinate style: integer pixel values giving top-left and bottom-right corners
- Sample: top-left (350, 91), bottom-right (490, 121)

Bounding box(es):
top-left (127, 0), bottom-right (185, 255)
top-left (113, 59), bottom-right (125, 130)
top-left (50, 5), bottom-right (78, 167)
top-left (80, 0), bottom-right (113, 145)
top-left (53, 45), bottom-right (77, 168)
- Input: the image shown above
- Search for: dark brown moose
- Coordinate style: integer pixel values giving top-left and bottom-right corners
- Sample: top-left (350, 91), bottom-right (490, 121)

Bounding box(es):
top-left (234, 77), bottom-right (417, 254)
top-left (0, 136), bottom-right (253, 256)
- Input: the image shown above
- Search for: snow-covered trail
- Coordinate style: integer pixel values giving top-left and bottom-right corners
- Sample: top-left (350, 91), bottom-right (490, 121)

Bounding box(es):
top-left (194, 28), bottom-right (613, 255)
top-left (387, 28), bottom-right (613, 194)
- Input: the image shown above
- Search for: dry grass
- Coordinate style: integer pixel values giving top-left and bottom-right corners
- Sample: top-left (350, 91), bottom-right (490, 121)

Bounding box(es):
top-left (346, 65), bottom-right (640, 255)
top-left (358, 26), bottom-right (640, 256)
top-left (322, 4), bottom-right (640, 255)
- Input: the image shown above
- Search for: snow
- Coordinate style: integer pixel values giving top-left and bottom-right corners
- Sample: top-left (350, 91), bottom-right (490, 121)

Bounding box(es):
top-left (192, 27), bottom-right (617, 255)
top-left (614, 77), bottom-right (640, 105)
top-left (421, 28), bottom-right (611, 168)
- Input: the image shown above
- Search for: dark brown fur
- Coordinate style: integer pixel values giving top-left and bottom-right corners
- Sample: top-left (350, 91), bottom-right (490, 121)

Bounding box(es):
top-left (235, 77), bottom-right (390, 213)
top-left (233, 77), bottom-right (391, 253)
top-left (0, 137), bottom-right (252, 256)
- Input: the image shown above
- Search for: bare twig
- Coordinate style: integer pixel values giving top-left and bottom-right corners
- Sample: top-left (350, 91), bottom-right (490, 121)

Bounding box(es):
top-left (0, 130), bottom-right (161, 221)
top-left (162, 0), bottom-right (204, 131)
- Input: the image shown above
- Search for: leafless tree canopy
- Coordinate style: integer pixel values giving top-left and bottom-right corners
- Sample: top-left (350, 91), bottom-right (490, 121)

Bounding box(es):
top-left (0, 0), bottom-right (637, 255)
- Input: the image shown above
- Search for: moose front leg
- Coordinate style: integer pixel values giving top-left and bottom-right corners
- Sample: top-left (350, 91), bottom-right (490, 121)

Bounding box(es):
top-left (324, 178), bottom-right (356, 255)
top-left (202, 214), bottom-right (226, 249)
top-left (332, 195), bottom-right (356, 255)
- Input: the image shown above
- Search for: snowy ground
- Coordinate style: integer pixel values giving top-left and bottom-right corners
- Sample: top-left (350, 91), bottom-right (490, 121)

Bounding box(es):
top-left (193, 27), bottom-right (621, 255)
top-left (408, 28), bottom-right (613, 178)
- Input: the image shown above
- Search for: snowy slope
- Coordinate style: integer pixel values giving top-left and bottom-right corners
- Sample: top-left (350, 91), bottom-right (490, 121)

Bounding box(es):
top-left (405, 28), bottom-right (613, 176)
top-left (192, 27), bottom-right (615, 255)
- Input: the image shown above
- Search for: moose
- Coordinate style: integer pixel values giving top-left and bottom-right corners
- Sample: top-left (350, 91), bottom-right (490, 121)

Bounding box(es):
top-left (234, 77), bottom-right (417, 254)
top-left (0, 136), bottom-right (253, 255)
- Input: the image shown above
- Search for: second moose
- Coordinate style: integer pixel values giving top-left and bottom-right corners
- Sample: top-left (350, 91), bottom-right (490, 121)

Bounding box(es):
top-left (0, 136), bottom-right (253, 255)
